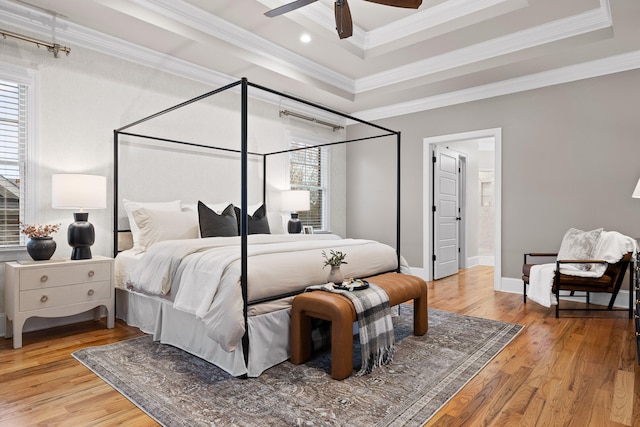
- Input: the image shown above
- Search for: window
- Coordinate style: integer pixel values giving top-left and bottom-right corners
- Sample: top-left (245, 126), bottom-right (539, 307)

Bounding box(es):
top-left (289, 140), bottom-right (329, 232)
top-left (0, 67), bottom-right (35, 248)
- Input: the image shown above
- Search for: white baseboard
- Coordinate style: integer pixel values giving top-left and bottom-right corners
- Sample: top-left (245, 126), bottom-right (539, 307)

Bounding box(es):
top-left (409, 267), bottom-right (427, 280)
top-left (466, 257), bottom-right (480, 268)
top-left (501, 277), bottom-right (525, 294)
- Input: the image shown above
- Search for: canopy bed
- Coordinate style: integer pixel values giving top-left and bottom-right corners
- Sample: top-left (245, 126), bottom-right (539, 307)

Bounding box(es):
top-left (113, 78), bottom-right (404, 377)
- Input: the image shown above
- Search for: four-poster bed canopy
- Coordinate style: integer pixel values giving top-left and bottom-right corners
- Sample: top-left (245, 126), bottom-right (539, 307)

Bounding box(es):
top-left (113, 78), bottom-right (403, 376)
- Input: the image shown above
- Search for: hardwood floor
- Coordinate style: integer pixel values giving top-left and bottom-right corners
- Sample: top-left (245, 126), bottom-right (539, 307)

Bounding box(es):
top-left (0, 266), bottom-right (638, 426)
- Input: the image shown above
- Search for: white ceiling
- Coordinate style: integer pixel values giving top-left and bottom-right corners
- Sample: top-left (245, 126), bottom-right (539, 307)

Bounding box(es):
top-left (2, 0), bottom-right (640, 120)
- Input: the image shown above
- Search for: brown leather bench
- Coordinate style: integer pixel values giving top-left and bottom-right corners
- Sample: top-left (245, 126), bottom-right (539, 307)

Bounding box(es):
top-left (290, 272), bottom-right (428, 380)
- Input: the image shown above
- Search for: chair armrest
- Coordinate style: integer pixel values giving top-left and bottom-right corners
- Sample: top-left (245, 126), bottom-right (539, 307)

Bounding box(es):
top-left (524, 253), bottom-right (558, 265)
top-left (556, 259), bottom-right (607, 265)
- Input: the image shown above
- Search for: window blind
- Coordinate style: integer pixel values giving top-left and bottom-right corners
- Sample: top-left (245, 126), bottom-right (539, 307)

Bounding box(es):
top-left (289, 141), bottom-right (328, 231)
top-left (0, 80), bottom-right (26, 246)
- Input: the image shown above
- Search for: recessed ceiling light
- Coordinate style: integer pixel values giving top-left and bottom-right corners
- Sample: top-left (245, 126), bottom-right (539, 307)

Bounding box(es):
top-left (300, 34), bottom-right (311, 43)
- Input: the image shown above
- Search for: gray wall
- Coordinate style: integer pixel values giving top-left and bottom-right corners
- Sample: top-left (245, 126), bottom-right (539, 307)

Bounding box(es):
top-left (347, 69), bottom-right (640, 279)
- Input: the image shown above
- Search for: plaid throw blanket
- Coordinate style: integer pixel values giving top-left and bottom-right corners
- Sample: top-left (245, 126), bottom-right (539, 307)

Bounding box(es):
top-left (305, 282), bottom-right (395, 376)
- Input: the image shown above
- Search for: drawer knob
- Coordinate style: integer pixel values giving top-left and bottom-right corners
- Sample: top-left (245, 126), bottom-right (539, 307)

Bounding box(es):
top-left (40, 275), bottom-right (48, 282)
top-left (87, 289), bottom-right (95, 296)
top-left (40, 295), bottom-right (48, 303)
top-left (88, 270), bottom-right (95, 278)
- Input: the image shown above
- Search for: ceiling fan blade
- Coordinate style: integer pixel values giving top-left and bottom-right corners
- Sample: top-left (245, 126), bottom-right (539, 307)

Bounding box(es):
top-left (264, 0), bottom-right (319, 17)
top-left (364, 0), bottom-right (422, 8)
top-left (335, 0), bottom-right (353, 39)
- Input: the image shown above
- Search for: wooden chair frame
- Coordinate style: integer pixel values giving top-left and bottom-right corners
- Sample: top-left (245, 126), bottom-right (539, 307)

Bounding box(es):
top-left (523, 252), bottom-right (634, 318)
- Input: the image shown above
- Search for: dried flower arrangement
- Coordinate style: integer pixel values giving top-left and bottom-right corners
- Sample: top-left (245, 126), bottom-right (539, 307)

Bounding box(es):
top-left (20, 223), bottom-right (61, 239)
top-left (322, 249), bottom-right (348, 268)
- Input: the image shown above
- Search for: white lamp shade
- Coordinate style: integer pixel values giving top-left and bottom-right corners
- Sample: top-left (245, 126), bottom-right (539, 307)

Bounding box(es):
top-left (52, 174), bottom-right (107, 209)
top-left (633, 178), bottom-right (640, 198)
top-left (281, 190), bottom-right (310, 212)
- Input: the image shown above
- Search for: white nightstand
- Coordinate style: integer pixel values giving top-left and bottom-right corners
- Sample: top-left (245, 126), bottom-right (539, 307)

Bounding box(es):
top-left (5, 255), bottom-right (115, 348)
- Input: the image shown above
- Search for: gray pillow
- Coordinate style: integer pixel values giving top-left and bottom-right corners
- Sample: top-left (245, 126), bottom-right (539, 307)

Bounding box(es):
top-left (234, 204), bottom-right (271, 235)
top-left (557, 227), bottom-right (603, 270)
top-left (198, 201), bottom-right (238, 238)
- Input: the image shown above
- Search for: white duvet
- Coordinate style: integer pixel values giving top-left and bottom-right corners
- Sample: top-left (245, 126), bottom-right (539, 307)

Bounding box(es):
top-left (125, 234), bottom-right (406, 351)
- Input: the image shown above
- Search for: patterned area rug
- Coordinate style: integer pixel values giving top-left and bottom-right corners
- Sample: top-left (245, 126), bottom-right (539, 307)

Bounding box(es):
top-left (73, 307), bottom-right (522, 427)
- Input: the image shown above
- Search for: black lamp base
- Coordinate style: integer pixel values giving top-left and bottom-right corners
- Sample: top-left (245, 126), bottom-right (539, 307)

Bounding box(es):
top-left (287, 212), bottom-right (302, 234)
top-left (68, 212), bottom-right (95, 260)
top-left (71, 246), bottom-right (92, 260)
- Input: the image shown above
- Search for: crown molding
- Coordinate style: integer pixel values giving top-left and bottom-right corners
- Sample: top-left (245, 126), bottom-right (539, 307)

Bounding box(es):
top-left (354, 49), bottom-right (640, 121)
top-left (355, 0), bottom-right (612, 93)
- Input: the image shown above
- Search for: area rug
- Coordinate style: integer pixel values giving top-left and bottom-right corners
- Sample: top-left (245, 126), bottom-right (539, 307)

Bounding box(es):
top-left (72, 307), bottom-right (522, 427)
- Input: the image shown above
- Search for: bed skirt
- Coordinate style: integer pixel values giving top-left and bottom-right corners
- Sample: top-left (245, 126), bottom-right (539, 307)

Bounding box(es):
top-left (115, 288), bottom-right (291, 377)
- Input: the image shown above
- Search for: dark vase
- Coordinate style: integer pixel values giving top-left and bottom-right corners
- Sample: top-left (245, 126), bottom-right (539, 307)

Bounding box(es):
top-left (26, 237), bottom-right (56, 261)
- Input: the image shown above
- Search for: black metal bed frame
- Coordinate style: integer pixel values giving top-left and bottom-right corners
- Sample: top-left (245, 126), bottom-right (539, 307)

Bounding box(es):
top-left (113, 78), bottom-right (401, 372)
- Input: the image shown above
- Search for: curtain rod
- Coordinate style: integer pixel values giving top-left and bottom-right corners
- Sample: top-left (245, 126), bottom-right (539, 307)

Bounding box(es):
top-left (1, 28), bottom-right (70, 58)
top-left (279, 109), bottom-right (344, 131)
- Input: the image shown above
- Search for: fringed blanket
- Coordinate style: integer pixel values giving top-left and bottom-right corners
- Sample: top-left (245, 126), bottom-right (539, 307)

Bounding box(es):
top-left (305, 282), bottom-right (395, 376)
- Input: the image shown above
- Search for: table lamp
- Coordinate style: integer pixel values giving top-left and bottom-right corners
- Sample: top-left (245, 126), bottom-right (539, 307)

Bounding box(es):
top-left (52, 174), bottom-right (106, 260)
top-left (281, 190), bottom-right (310, 233)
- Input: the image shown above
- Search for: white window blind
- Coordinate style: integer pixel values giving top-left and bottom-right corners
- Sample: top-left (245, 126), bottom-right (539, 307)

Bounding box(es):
top-left (0, 80), bottom-right (26, 246)
top-left (289, 140), bottom-right (328, 232)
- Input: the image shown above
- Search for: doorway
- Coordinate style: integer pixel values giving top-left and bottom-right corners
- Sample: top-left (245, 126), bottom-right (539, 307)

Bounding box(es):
top-left (423, 128), bottom-right (502, 291)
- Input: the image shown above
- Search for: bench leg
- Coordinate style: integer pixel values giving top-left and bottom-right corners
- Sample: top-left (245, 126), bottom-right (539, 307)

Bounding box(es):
top-left (331, 318), bottom-right (353, 380)
top-left (413, 295), bottom-right (428, 336)
top-left (290, 309), bottom-right (312, 365)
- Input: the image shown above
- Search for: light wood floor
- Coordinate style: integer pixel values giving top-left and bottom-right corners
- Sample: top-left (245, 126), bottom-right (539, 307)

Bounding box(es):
top-left (0, 266), bottom-right (638, 426)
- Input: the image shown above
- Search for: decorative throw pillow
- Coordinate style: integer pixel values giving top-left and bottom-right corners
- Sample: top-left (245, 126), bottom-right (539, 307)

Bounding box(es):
top-left (131, 208), bottom-right (199, 250)
top-left (198, 201), bottom-right (239, 238)
top-left (123, 199), bottom-right (182, 249)
top-left (557, 227), bottom-right (603, 270)
top-left (234, 204), bottom-right (271, 235)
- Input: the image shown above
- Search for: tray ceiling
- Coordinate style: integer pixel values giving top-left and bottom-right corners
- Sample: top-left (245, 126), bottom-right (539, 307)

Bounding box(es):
top-left (2, 0), bottom-right (640, 120)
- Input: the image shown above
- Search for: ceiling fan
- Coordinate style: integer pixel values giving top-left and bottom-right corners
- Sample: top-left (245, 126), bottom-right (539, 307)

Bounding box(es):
top-left (264, 0), bottom-right (423, 39)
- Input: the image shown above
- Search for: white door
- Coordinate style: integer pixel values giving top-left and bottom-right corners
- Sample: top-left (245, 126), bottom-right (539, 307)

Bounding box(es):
top-left (433, 146), bottom-right (460, 279)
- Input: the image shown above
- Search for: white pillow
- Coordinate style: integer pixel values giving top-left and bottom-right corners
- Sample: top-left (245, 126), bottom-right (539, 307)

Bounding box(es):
top-left (181, 202), bottom-right (230, 214)
top-left (131, 208), bottom-right (198, 250)
top-left (557, 227), bottom-right (603, 272)
top-left (123, 199), bottom-right (182, 249)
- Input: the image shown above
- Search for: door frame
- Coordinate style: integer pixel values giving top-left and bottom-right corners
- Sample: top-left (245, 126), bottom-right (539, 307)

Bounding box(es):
top-left (458, 154), bottom-right (467, 269)
top-left (423, 128), bottom-right (502, 291)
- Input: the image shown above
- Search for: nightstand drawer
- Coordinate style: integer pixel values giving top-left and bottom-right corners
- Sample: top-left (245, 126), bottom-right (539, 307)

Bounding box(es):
top-left (19, 281), bottom-right (111, 312)
top-left (19, 262), bottom-right (111, 291)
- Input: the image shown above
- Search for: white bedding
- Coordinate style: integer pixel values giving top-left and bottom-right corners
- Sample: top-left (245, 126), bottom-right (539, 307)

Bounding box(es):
top-left (123, 233), bottom-right (405, 351)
